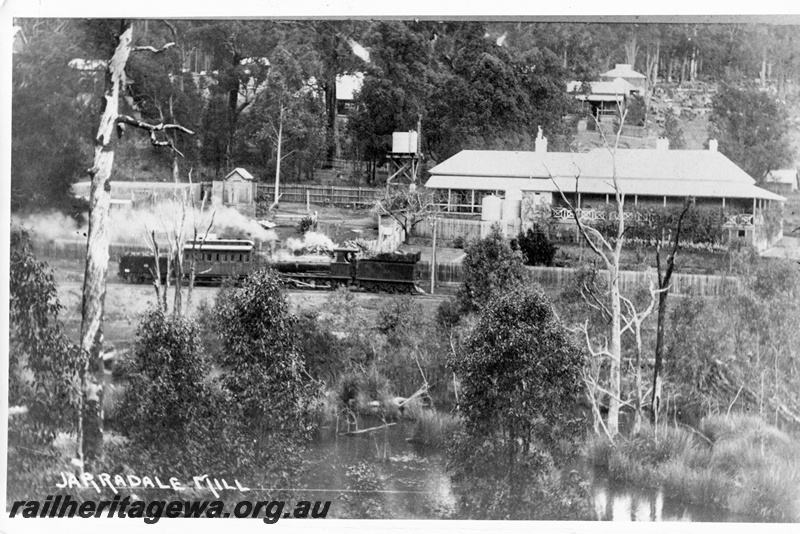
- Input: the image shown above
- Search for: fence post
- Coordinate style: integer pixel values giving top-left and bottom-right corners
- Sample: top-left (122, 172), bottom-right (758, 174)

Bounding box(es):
top-left (430, 218), bottom-right (437, 294)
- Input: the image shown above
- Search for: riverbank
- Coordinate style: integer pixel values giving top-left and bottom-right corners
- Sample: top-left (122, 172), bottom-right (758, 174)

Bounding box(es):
top-left (586, 414), bottom-right (800, 522)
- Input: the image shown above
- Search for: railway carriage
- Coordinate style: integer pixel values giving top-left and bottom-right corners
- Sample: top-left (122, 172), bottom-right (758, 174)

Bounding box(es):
top-left (183, 238), bottom-right (255, 283)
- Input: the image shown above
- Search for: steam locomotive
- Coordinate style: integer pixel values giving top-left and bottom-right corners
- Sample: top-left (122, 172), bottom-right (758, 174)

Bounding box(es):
top-left (118, 238), bottom-right (424, 294)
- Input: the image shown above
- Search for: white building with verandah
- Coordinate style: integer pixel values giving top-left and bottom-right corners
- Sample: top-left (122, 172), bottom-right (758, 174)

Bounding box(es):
top-left (423, 134), bottom-right (785, 251)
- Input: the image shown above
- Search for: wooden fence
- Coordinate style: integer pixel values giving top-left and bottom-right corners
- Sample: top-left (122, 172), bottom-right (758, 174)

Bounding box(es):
top-left (257, 184), bottom-right (382, 207)
top-left (33, 240), bottom-right (150, 262)
top-left (414, 261), bottom-right (465, 285)
top-left (415, 262), bottom-right (741, 297)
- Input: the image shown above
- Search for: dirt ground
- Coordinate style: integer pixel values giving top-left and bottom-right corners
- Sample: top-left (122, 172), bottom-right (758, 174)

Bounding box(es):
top-left (52, 258), bottom-right (454, 354)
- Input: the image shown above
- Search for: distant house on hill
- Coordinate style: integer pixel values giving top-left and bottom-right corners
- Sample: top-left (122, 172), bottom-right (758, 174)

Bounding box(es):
top-left (568, 77), bottom-right (640, 121)
top-left (424, 133), bottom-right (785, 251)
top-left (600, 63), bottom-right (647, 91)
top-left (336, 73), bottom-right (364, 116)
top-left (765, 169), bottom-right (798, 193)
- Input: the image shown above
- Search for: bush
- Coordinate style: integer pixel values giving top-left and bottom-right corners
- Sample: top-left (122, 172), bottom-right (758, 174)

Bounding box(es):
top-left (214, 268), bottom-right (320, 475)
top-left (435, 297), bottom-right (463, 330)
top-left (511, 226), bottom-right (558, 266)
top-left (115, 307), bottom-right (234, 478)
top-left (297, 214), bottom-right (318, 234)
top-left (295, 310), bottom-right (345, 382)
top-left (376, 295), bottom-right (424, 343)
top-left (457, 224), bottom-right (526, 313)
top-left (8, 227), bottom-right (81, 501)
top-left (449, 281), bottom-right (588, 518)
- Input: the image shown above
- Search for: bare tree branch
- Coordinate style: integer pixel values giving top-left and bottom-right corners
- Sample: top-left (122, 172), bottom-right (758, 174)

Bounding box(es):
top-left (116, 115), bottom-right (194, 157)
top-left (132, 42), bottom-right (176, 54)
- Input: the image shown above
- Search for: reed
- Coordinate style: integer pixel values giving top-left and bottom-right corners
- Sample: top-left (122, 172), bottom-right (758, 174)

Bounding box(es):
top-left (408, 409), bottom-right (463, 450)
top-left (585, 415), bottom-right (800, 521)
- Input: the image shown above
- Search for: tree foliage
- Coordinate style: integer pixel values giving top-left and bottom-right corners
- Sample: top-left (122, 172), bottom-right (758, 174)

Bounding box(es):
top-left (11, 19), bottom-right (96, 213)
top-left (9, 226), bottom-right (81, 500)
top-left (457, 225), bottom-right (526, 313)
top-left (115, 307), bottom-right (236, 477)
top-left (448, 282), bottom-right (591, 519)
top-left (126, 23), bottom-right (204, 178)
top-left (511, 226), bottom-right (558, 266)
top-left (213, 268), bottom-right (319, 477)
top-left (709, 84), bottom-right (794, 182)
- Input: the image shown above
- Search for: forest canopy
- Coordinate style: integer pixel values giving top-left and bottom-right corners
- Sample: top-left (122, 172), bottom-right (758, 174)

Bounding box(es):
top-left (12, 19), bottom-right (800, 212)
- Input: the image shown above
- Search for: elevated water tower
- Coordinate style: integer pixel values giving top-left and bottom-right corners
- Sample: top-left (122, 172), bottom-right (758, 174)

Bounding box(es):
top-left (386, 119), bottom-right (422, 185)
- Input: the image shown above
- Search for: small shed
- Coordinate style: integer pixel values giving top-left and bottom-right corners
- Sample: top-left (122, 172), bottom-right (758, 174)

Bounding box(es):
top-left (219, 168), bottom-right (255, 205)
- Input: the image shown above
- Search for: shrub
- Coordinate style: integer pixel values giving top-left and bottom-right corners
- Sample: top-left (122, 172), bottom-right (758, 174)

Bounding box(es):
top-left (297, 214), bottom-right (318, 234)
top-left (8, 227), bottom-right (81, 501)
top-left (511, 226), bottom-right (558, 266)
top-left (115, 307), bottom-right (234, 478)
top-left (457, 224), bottom-right (526, 313)
top-left (375, 295), bottom-right (424, 344)
top-left (435, 297), bottom-right (463, 330)
top-left (214, 268), bottom-right (320, 476)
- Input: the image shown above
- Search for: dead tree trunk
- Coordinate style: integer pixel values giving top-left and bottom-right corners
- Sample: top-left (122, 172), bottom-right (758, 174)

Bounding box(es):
top-left (551, 111), bottom-right (629, 438)
top-left (652, 199), bottom-right (693, 424)
top-left (78, 20), bottom-right (133, 470)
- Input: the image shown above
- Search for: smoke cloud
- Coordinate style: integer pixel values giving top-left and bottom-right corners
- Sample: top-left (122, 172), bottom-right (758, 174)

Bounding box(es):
top-left (13, 204), bottom-right (278, 247)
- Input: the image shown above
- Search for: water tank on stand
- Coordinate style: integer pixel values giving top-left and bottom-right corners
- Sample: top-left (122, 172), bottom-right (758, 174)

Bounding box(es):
top-left (481, 195), bottom-right (503, 221)
top-left (501, 188), bottom-right (523, 221)
top-left (391, 131), bottom-right (419, 154)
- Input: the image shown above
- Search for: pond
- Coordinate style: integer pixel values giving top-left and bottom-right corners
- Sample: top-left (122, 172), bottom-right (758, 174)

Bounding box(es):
top-left (297, 416), bottom-right (457, 518)
top-left (590, 470), bottom-right (752, 522)
top-left (296, 413), bottom-right (750, 521)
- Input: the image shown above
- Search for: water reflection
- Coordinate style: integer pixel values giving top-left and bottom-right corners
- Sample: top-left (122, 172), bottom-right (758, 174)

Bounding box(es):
top-left (298, 417), bottom-right (458, 518)
top-left (298, 415), bottom-right (749, 521)
top-left (591, 472), bottom-right (744, 522)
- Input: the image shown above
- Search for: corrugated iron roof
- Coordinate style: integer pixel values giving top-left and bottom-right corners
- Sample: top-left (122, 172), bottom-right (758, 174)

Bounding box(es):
top-left (226, 167), bottom-right (254, 180)
top-left (426, 149), bottom-right (785, 201)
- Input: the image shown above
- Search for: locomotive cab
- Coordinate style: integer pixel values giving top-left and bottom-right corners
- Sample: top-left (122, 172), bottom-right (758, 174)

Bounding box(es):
top-left (330, 246), bottom-right (359, 282)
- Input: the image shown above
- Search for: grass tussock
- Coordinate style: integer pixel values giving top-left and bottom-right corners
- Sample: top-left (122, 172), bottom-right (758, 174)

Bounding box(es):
top-left (408, 409), bottom-right (463, 450)
top-left (586, 414), bottom-right (800, 521)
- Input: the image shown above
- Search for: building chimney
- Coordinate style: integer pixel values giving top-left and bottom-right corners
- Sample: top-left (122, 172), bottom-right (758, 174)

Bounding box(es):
top-left (709, 139), bottom-right (718, 152)
top-left (535, 126), bottom-right (548, 153)
top-left (656, 137), bottom-right (670, 151)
